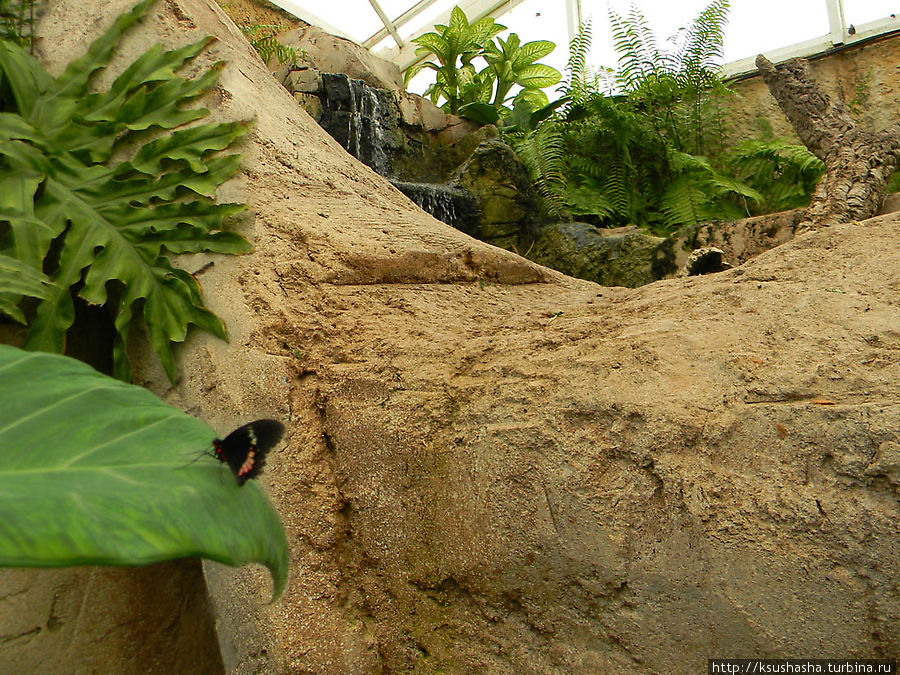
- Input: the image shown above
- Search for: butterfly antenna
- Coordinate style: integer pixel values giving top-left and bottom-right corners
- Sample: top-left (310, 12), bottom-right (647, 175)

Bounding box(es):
top-left (175, 448), bottom-right (217, 471)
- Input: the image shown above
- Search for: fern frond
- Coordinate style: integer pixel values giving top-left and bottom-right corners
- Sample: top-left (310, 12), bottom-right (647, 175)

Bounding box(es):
top-left (727, 136), bottom-right (824, 212)
top-left (511, 120), bottom-right (567, 217)
top-left (559, 19), bottom-right (593, 102)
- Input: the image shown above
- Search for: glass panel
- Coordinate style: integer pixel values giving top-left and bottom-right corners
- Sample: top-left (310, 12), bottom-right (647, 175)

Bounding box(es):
top-left (844, 0), bottom-right (899, 26)
top-left (299, 0), bottom-right (383, 42)
top-left (376, 0), bottom-right (427, 22)
top-left (494, 0), bottom-right (572, 75)
top-left (725, 0), bottom-right (830, 61)
top-left (399, 0), bottom-right (458, 39)
top-left (578, 0), bottom-right (830, 68)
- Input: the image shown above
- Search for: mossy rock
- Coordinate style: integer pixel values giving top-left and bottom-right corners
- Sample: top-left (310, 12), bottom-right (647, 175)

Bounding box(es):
top-left (526, 223), bottom-right (677, 288)
top-left (453, 138), bottom-right (540, 249)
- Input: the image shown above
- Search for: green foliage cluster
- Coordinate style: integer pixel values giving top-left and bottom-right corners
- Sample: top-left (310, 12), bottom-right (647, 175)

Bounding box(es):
top-left (403, 6), bottom-right (561, 122)
top-left (0, 0), bottom-right (36, 48)
top-left (240, 23), bottom-right (304, 67)
top-left (503, 1), bottom-right (823, 234)
top-left (727, 120), bottom-right (825, 213)
top-left (0, 0), bottom-right (252, 381)
top-left (0, 0), bottom-right (287, 598)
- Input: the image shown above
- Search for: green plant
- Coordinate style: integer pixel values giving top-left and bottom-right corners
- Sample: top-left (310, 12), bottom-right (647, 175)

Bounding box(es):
top-left (240, 23), bottom-right (303, 66)
top-left (404, 6), bottom-right (560, 121)
top-left (0, 343), bottom-right (288, 598)
top-left (0, 0), bottom-right (252, 381)
top-left (0, 0), bottom-right (36, 48)
top-left (0, 249), bottom-right (49, 321)
top-left (404, 6), bottom-right (506, 115)
top-left (847, 66), bottom-right (873, 118)
top-left (505, 1), bottom-right (764, 233)
top-left (508, 113), bottom-right (566, 217)
top-left (727, 122), bottom-right (824, 213)
top-left (482, 33), bottom-right (560, 109)
top-left (886, 170), bottom-right (900, 193)
top-left (610, 0), bottom-right (731, 157)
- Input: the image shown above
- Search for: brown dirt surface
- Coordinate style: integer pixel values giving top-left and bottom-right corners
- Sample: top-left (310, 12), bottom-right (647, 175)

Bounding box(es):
top-left (217, 0), bottom-right (302, 30)
top-left (25, 1), bottom-right (900, 673)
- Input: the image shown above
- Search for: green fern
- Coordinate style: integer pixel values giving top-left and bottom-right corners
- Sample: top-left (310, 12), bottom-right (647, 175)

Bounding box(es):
top-left (0, 0), bottom-right (252, 381)
top-left (240, 24), bottom-right (303, 66)
top-left (658, 149), bottom-right (758, 232)
top-left (0, 0), bottom-right (36, 49)
top-left (727, 136), bottom-right (824, 212)
top-left (509, 119), bottom-right (566, 217)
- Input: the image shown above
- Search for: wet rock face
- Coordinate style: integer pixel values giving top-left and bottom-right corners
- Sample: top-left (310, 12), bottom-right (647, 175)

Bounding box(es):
top-left (390, 180), bottom-right (480, 234)
top-left (453, 139), bottom-right (542, 249)
top-left (316, 73), bottom-right (401, 177)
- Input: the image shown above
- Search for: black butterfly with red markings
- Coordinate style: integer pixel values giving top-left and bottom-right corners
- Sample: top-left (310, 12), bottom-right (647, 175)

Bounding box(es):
top-left (212, 419), bottom-right (284, 485)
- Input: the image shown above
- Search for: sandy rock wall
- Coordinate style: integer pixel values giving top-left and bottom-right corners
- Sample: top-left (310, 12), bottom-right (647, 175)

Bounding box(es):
top-left (24, 1), bottom-right (900, 673)
top-left (728, 32), bottom-right (900, 144)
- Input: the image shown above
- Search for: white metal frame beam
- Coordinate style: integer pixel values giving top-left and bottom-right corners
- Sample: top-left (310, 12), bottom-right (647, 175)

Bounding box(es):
top-left (363, 0), bottom-right (442, 48)
top-left (367, 0), bottom-right (406, 48)
top-left (724, 0), bottom-right (900, 80)
top-left (265, 0), bottom-right (900, 82)
top-left (826, 0), bottom-right (846, 45)
top-left (564, 0), bottom-right (581, 43)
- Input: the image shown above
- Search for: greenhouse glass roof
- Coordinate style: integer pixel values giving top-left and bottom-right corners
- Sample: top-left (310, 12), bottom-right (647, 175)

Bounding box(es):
top-left (267, 0), bottom-right (900, 81)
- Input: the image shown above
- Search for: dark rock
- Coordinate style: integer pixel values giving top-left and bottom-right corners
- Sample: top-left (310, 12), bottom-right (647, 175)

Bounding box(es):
top-left (682, 247), bottom-right (733, 276)
top-left (526, 223), bottom-right (677, 288)
top-left (315, 74), bottom-right (403, 177)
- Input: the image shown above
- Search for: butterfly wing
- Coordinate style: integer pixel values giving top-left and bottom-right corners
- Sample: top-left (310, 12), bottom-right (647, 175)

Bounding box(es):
top-left (214, 419), bottom-right (284, 485)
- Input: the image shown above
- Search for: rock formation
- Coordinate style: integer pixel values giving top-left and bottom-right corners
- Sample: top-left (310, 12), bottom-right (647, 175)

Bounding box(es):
top-left (757, 54), bottom-right (900, 230)
top-left (13, 1), bottom-right (899, 673)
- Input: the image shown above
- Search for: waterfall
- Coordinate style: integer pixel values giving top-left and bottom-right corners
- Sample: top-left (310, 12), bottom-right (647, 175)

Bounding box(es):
top-left (319, 73), bottom-right (391, 176)
top-left (390, 180), bottom-right (479, 233)
top-left (313, 74), bottom-right (481, 234)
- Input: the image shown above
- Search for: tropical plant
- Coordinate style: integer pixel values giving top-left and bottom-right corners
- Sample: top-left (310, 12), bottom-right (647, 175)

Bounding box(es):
top-left (481, 33), bottom-right (560, 110)
top-left (506, 0), bottom-right (765, 233)
top-left (0, 0), bottom-right (252, 381)
top-left (0, 343), bottom-right (288, 599)
top-left (609, 0), bottom-right (731, 158)
top-left (404, 6), bottom-right (560, 121)
top-left (240, 23), bottom-right (304, 66)
top-left (0, 249), bottom-right (49, 322)
top-left (404, 6), bottom-right (505, 115)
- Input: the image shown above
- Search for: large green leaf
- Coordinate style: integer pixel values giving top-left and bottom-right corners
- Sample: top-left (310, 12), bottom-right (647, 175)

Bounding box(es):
top-left (0, 344), bottom-right (289, 599)
top-left (515, 64), bottom-right (562, 89)
top-left (512, 40), bottom-right (555, 68)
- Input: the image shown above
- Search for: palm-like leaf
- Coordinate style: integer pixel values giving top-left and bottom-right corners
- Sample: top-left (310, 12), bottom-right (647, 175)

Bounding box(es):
top-left (0, 0), bottom-right (252, 381)
top-left (0, 250), bottom-right (50, 323)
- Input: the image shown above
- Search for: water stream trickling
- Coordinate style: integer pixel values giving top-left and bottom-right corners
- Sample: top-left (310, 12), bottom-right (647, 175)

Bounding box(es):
top-left (390, 180), bottom-right (479, 234)
top-left (315, 74), bottom-right (480, 232)
top-left (318, 73), bottom-right (392, 176)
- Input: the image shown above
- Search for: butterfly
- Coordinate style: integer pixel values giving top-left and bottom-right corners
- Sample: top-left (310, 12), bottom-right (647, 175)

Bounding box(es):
top-left (211, 419), bottom-right (284, 485)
